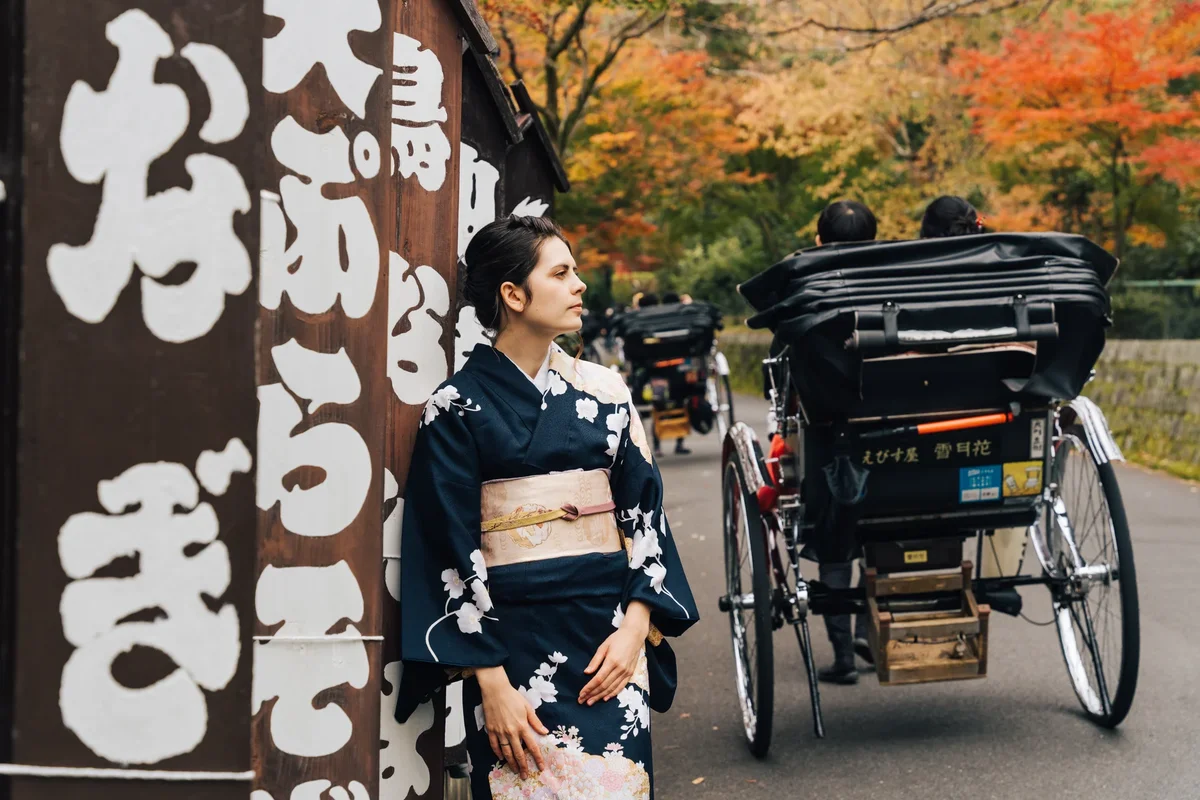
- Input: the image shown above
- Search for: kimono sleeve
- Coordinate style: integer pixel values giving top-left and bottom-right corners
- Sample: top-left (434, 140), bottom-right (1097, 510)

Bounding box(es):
top-left (399, 386), bottom-right (506, 673)
top-left (611, 399), bottom-right (700, 638)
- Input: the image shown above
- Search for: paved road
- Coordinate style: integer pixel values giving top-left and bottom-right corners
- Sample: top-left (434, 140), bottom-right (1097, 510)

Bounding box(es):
top-left (651, 394), bottom-right (1200, 799)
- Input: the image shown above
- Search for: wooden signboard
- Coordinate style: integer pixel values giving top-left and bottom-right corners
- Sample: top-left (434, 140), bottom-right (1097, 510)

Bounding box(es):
top-left (11, 2), bottom-right (261, 798)
top-left (253, 1), bottom-right (394, 799)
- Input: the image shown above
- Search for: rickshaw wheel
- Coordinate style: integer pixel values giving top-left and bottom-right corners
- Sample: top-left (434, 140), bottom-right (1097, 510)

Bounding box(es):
top-left (722, 453), bottom-right (774, 757)
top-left (1045, 426), bottom-right (1140, 728)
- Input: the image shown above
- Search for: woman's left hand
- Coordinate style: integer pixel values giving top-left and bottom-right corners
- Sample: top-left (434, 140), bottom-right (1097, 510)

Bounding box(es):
top-left (578, 602), bottom-right (650, 706)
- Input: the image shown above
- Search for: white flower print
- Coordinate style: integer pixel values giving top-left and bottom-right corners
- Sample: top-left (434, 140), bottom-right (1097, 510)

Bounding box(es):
top-left (605, 406), bottom-right (630, 460)
top-left (470, 550), bottom-right (488, 582)
top-left (455, 602), bottom-right (484, 634)
top-left (644, 562), bottom-right (667, 593)
top-left (425, 549), bottom-right (497, 660)
top-left (527, 675), bottom-right (558, 705)
top-left (422, 384), bottom-right (481, 426)
top-left (617, 685), bottom-right (650, 740)
top-left (540, 371), bottom-right (568, 411)
top-left (617, 504), bottom-right (690, 617)
top-left (516, 651), bottom-right (567, 710)
top-left (575, 397), bottom-right (599, 423)
top-left (441, 568), bottom-right (466, 599)
top-left (604, 742), bottom-right (625, 757)
top-left (470, 578), bottom-right (493, 613)
top-left (612, 604), bottom-right (625, 630)
top-left (629, 530), bottom-right (662, 571)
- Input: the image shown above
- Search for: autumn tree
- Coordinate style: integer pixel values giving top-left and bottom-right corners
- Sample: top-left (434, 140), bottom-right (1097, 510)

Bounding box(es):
top-left (954, 1), bottom-right (1200, 256)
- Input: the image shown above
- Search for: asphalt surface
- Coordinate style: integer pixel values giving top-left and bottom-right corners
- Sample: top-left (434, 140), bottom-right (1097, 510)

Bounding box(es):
top-left (651, 394), bottom-right (1200, 800)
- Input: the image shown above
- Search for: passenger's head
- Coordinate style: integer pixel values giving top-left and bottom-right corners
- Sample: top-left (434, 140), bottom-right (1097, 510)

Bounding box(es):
top-left (816, 200), bottom-right (877, 245)
top-left (920, 195), bottom-right (983, 238)
top-left (639, 293), bottom-right (660, 308)
top-left (462, 215), bottom-right (584, 336)
top-left (662, 291), bottom-right (681, 304)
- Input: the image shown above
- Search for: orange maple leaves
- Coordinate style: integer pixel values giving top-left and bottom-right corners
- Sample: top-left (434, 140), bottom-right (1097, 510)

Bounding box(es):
top-left (954, 1), bottom-right (1200, 183)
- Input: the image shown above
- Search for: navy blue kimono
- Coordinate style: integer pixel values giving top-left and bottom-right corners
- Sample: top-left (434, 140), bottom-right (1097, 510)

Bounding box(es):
top-left (397, 343), bottom-right (698, 799)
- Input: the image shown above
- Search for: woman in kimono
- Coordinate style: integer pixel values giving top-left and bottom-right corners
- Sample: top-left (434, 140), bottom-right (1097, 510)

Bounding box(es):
top-left (396, 215), bottom-right (699, 799)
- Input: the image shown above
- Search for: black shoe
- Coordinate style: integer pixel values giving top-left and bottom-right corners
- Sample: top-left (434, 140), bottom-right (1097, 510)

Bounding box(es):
top-left (853, 638), bottom-right (874, 666)
top-left (818, 663), bottom-right (859, 685)
top-left (674, 443), bottom-right (692, 455)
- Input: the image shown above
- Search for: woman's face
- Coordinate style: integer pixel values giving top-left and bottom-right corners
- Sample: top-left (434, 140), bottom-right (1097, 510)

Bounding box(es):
top-left (503, 236), bottom-right (586, 337)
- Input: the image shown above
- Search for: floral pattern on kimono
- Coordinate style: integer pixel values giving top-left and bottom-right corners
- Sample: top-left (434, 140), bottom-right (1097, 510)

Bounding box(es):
top-left (397, 343), bottom-right (698, 799)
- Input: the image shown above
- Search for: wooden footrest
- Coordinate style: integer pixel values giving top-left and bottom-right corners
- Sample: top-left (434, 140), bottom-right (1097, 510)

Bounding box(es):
top-left (652, 408), bottom-right (690, 440)
top-left (866, 561), bottom-right (990, 686)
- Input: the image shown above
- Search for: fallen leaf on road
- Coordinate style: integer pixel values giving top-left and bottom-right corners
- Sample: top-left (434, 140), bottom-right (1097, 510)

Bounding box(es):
top-left (746, 779), bottom-right (758, 784)
top-left (712, 725), bottom-right (719, 731)
top-left (692, 777), bottom-right (705, 785)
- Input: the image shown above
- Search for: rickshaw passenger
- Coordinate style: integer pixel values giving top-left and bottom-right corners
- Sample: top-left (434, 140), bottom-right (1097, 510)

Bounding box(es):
top-left (807, 200), bottom-right (879, 685)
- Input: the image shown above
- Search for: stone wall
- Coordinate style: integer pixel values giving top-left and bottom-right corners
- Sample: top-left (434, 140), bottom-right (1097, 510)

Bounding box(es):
top-left (719, 332), bottom-right (1200, 481)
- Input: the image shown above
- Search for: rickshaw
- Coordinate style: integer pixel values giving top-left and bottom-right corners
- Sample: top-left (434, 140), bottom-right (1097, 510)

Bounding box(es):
top-left (718, 233), bottom-right (1138, 756)
top-left (614, 301), bottom-right (736, 443)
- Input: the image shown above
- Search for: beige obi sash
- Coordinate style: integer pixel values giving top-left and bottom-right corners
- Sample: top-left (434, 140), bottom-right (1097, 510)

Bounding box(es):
top-left (480, 470), bottom-right (621, 568)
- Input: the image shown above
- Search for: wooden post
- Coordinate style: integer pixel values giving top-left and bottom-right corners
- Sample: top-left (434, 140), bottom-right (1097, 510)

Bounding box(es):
top-left (0, 1), bottom-right (23, 794)
top-left (381, 1), bottom-right (473, 798)
top-left (254, 1), bottom-right (393, 798)
top-left (11, 2), bottom-right (261, 798)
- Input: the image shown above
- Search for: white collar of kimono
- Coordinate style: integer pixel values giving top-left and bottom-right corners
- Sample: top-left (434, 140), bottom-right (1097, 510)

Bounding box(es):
top-left (498, 344), bottom-right (554, 394)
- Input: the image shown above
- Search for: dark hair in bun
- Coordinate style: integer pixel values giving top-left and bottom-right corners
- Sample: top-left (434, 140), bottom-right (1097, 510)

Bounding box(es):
top-left (920, 195), bottom-right (984, 238)
top-left (817, 199), bottom-right (877, 244)
top-left (462, 215), bottom-right (571, 331)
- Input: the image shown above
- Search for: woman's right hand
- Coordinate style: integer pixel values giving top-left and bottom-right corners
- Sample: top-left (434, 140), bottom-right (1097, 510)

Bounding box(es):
top-left (476, 666), bottom-right (549, 779)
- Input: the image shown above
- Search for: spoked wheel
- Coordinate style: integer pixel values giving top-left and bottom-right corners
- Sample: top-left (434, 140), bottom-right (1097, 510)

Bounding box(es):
top-left (1038, 425), bottom-right (1139, 727)
top-left (707, 354), bottom-right (736, 441)
top-left (722, 453), bottom-right (774, 757)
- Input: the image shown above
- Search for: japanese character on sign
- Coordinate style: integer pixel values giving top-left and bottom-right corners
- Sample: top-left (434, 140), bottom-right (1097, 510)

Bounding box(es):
top-left (48, 9), bottom-right (251, 344)
top-left (263, 0), bottom-right (383, 117)
top-left (973, 439), bottom-right (993, 457)
top-left (392, 33), bottom-right (451, 190)
top-left (905, 447), bottom-right (920, 463)
top-left (257, 338), bottom-right (372, 538)
top-left (252, 562), bottom-right (370, 757)
top-left (935, 442), bottom-right (952, 460)
top-left (58, 439), bottom-right (251, 764)
top-left (260, 118), bottom-right (380, 318)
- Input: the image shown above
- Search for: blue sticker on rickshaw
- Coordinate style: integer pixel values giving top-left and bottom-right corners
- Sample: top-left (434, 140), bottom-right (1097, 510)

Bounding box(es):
top-left (959, 465), bottom-right (1001, 503)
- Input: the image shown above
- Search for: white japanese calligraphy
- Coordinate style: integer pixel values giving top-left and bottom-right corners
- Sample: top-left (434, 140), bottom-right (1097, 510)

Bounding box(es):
top-left (459, 143), bottom-right (499, 259)
top-left (257, 339), bottom-right (372, 538)
top-left (261, 117), bottom-right (380, 318)
top-left (263, 0), bottom-right (383, 117)
top-left (380, 661), bottom-right (434, 797)
top-left (48, 9), bottom-right (251, 343)
top-left (58, 448), bottom-right (246, 764)
top-left (387, 252), bottom-right (450, 405)
top-left (391, 33), bottom-right (450, 190)
top-left (252, 562), bottom-right (370, 758)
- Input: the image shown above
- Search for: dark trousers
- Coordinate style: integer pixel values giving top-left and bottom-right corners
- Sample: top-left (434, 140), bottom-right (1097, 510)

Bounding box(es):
top-left (819, 560), bottom-right (868, 665)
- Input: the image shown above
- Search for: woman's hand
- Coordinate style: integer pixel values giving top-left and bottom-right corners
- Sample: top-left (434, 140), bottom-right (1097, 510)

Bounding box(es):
top-left (476, 666), bottom-right (549, 779)
top-left (578, 601), bottom-right (651, 706)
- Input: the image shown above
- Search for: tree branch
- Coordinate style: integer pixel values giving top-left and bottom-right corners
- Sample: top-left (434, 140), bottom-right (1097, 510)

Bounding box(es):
top-left (549, 0), bottom-right (595, 59)
top-left (556, 10), bottom-right (668, 154)
top-left (764, 0), bottom-right (1033, 39)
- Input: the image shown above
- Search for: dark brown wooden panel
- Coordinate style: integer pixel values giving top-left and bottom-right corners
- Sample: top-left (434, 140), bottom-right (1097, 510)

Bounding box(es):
top-left (12, 1), bottom-right (261, 796)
